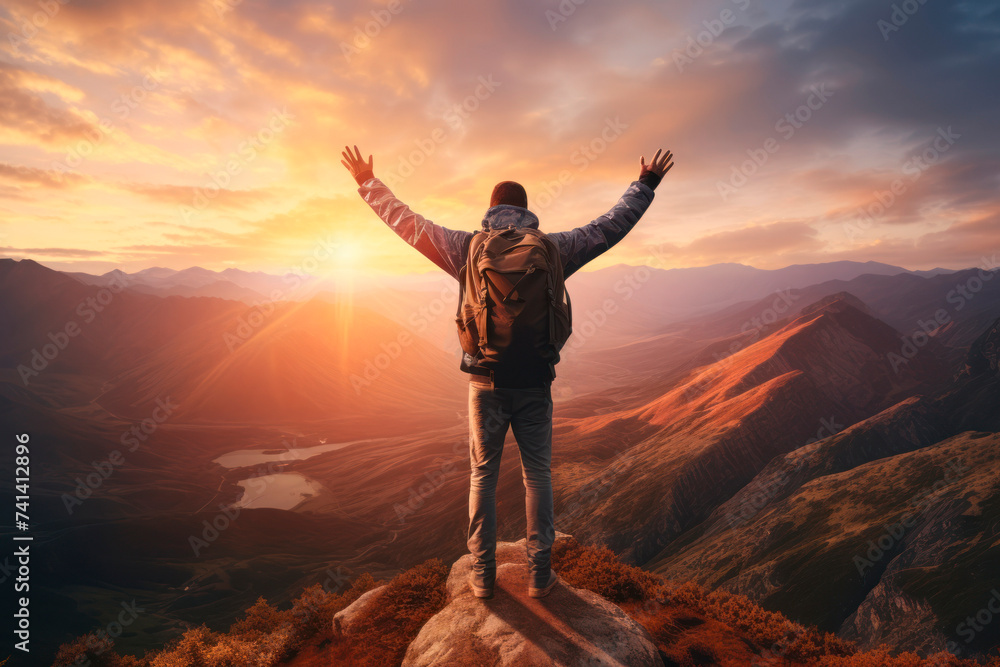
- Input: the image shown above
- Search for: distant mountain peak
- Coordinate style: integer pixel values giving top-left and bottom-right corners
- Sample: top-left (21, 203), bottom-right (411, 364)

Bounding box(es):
top-left (133, 266), bottom-right (178, 278)
top-left (798, 291), bottom-right (873, 319)
top-left (1, 257), bottom-right (75, 289)
top-left (2, 257), bottom-right (45, 270)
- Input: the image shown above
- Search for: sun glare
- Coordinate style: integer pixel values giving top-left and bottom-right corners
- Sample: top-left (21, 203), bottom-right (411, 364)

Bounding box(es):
top-left (332, 241), bottom-right (365, 267)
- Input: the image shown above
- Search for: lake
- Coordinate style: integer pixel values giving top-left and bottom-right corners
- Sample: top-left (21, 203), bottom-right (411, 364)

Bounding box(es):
top-left (213, 438), bottom-right (373, 468)
top-left (233, 472), bottom-right (326, 510)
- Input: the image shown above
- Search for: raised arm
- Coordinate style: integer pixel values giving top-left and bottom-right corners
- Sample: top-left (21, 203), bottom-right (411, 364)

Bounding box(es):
top-left (547, 149), bottom-right (674, 279)
top-left (341, 145), bottom-right (472, 280)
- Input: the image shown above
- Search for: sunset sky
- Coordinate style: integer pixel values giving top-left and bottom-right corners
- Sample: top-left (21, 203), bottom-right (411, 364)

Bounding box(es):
top-left (1, 0), bottom-right (997, 277)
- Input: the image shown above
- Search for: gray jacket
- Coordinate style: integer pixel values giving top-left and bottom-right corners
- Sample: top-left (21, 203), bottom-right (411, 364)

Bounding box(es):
top-left (358, 177), bottom-right (656, 280)
top-left (357, 177), bottom-right (656, 381)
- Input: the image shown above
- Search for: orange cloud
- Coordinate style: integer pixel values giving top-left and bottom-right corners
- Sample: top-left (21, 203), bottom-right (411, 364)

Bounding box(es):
top-left (1, 0), bottom-right (995, 275)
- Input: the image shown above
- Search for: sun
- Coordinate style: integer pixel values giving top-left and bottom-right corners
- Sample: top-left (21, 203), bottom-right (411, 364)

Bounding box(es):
top-left (331, 240), bottom-right (365, 268)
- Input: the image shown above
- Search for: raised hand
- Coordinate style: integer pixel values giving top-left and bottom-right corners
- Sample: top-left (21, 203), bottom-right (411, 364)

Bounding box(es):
top-left (640, 148), bottom-right (674, 178)
top-left (341, 144), bottom-right (374, 184)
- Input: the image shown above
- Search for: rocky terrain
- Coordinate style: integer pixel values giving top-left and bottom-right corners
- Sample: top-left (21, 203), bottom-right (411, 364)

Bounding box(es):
top-left (396, 533), bottom-right (663, 666)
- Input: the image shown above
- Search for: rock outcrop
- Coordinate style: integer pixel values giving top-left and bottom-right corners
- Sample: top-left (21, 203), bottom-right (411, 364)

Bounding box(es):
top-left (331, 584), bottom-right (388, 639)
top-left (325, 531), bottom-right (657, 666)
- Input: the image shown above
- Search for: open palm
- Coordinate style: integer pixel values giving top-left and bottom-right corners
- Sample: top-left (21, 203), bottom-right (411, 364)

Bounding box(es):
top-left (640, 148), bottom-right (674, 178)
top-left (341, 144), bottom-right (373, 181)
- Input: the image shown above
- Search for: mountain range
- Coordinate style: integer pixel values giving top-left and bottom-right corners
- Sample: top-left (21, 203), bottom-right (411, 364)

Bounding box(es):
top-left (1, 256), bottom-right (998, 663)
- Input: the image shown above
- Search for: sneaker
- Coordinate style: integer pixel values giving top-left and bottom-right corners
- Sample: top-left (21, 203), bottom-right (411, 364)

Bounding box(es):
top-left (469, 572), bottom-right (494, 599)
top-left (528, 569), bottom-right (558, 598)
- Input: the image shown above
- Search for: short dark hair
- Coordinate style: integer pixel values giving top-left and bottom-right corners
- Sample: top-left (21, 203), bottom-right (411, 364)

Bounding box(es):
top-left (490, 181), bottom-right (528, 209)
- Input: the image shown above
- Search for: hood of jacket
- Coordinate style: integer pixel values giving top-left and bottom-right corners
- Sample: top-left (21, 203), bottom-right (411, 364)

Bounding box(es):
top-left (481, 204), bottom-right (539, 231)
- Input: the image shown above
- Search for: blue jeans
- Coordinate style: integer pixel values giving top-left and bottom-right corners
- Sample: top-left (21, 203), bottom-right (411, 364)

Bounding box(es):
top-left (467, 378), bottom-right (555, 589)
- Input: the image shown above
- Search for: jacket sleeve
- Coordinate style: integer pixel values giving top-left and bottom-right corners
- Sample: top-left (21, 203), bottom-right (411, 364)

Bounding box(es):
top-left (357, 176), bottom-right (473, 281)
top-left (546, 180), bottom-right (655, 279)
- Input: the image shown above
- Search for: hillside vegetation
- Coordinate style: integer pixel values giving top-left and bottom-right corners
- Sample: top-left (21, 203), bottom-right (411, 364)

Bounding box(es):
top-left (51, 539), bottom-right (1000, 667)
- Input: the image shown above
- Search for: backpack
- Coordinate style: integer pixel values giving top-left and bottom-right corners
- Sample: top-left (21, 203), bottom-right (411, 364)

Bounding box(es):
top-left (455, 227), bottom-right (572, 378)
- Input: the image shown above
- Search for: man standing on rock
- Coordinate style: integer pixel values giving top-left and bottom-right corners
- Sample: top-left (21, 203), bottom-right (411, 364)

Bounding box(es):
top-left (342, 144), bottom-right (673, 599)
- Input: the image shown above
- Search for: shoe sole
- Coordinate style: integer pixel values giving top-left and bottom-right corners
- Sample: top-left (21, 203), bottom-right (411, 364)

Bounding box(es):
top-left (470, 575), bottom-right (494, 599)
top-left (471, 586), bottom-right (494, 599)
top-left (528, 576), bottom-right (558, 598)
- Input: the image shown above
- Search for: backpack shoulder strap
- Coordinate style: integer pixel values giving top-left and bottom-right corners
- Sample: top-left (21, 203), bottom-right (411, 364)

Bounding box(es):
top-left (456, 231), bottom-right (483, 317)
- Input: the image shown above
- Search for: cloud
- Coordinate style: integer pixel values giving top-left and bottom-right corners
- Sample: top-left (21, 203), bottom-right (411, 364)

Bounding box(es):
top-left (0, 62), bottom-right (97, 146)
top-left (634, 219), bottom-right (822, 268)
top-left (0, 162), bottom-right (86, 188)
top-left (1, 246), bottom-right (106, 257)
top-left (1, 0), bottom-right (997, 273)
top-left (119, 181), bottom-right (281, 210)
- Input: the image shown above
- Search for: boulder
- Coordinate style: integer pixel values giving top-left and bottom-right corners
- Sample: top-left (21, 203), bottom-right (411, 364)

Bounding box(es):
top-left (331, 584), bottom-right (387, 639)
top-left (402, 532), bottom-right (664, 666)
